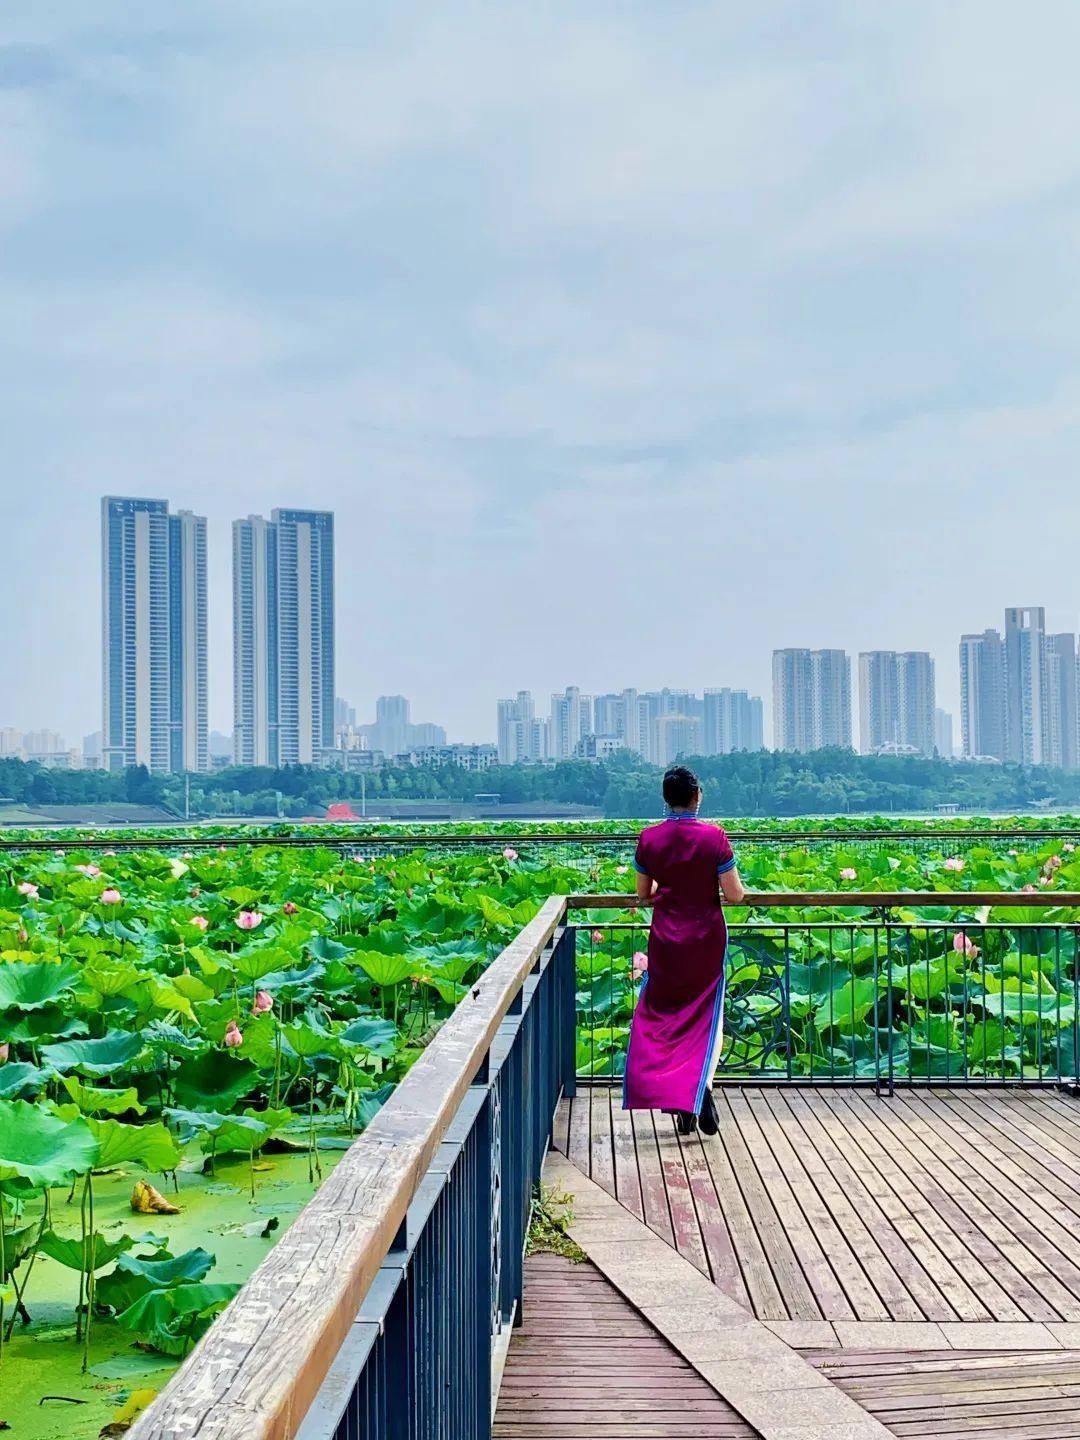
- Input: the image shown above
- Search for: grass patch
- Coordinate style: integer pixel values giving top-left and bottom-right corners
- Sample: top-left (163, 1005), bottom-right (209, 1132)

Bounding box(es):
top-left (526, 1185), bottom-right (585, 1262)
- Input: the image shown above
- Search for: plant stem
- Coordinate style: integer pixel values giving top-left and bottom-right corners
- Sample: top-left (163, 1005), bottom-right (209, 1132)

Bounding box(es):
top-left (5, 1191), bottom-right (50, 1343)
top-left (0, 1192), bottom-right (7, 1367)
top-left (82, 1173), bottom-right (95, 1373)
top-left (76, 1173), bottom-right (88, 1343)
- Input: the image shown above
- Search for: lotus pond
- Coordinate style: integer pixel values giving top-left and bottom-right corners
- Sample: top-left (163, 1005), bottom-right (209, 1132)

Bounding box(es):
top-left (2, 826), bottom-right (1079, 1435)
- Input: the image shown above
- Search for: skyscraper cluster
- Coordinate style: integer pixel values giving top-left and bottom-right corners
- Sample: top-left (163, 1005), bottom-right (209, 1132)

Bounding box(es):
top-left (959, 608), bottom-right (1078, 766)
top-left (102, 498), bottom-right (334, 774)
top-left (772, 648), bottom-right (937, 756)
top-left (496, 686), bottom-right (764, 766)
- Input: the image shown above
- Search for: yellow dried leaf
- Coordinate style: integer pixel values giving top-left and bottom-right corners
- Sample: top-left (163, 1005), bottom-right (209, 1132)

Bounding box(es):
top-left (100, 1388), bottom-right (157, 1436)
top-left (130, 1179), bottom-right (180, 1215)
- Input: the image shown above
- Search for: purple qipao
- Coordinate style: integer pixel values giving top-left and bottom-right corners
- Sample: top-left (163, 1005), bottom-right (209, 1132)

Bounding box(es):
top-left (623, 816), bottom-right (736, 1114)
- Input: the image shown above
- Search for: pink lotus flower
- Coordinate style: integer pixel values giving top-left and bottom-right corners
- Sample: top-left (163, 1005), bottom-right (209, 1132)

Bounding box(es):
top-left (1022, 884), bottom-right (1037, 893)
top-left (1039, 876), bottom-right (1052, 886)
top-left (502, 847), bottom-right (519, 862)
top-left (0, 1043), bottom-right (9, 1064)
top-left (252, 990), bottom-right (274, 1015)
top-left (953, 932), bottom-right (979, 958)
top-left (16, 928), bottom-right (28, 944)
top-left (224, 1020), bottom-right (244, 1048)
top-left (54, 849), bottom-right (64, 858)
top-left (1008, 848), bottom-right (1019, 857)
top-left (189, 914), bottom-right (209, 931)
top-left (76, 863), bottom-right (102, 878)
top-left (1066, 844), bottom-right (1076, 854)
top-left (1046, 855), bottom-right (1063, 872)
top-left (100, 888), bottom-right (122, 905)
top-left (235, 910), bottom-right (263, 931)
top-left (615, 865), bottom-right (628, 876)
top-left (103, 850), bottom-right (116, 858)
top-left (17, 882), bottom-right (38, 898)
top-left (591, 930), bottom-right (604, 945)
top-left (182, 852), bottom-right (194, 860)
top-left (218, 845), bottom-right (228, 854)
top-left (888, 857), bottom-right (901, 871)
top-left (839, 868), bottom-right (857, 882)
top-left (354, 855), bottom-right (366, 864)
top-left (282, 901), bottom-right (298, 915)
top-left (944, 858), bottom-right (965, 873)
top-left (632, 951), bottom-right (648, 976)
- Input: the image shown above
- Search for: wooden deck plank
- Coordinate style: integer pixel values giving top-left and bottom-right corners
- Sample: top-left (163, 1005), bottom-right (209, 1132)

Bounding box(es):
top-left (493, 1254), bottom-right (760, 1439)
top-left (822, 1092), bottom-right (1026, 1322)
top-left (776, 1089), bottom-right (952, 1322)
top-left (589, 1086), bottom-right (617, 1199)
top-left (631, 1108), bottom-right (679, 1250)
top-left (744, 1089), bottom-right (891, 1321)
top-left (566, 1090), bottom-right (591, 1175)
top-left (865, 1093), bottom-right (1080, 1322)
top-left (674, 1129), bottom-right (753, 1310)
top-left (609, 1086), bottom-right (646, 1221)
top-left (651, 1115), bottom-right (711, 1276)
top-left (806, 1091), bottom-right (993, 1322)
top-left (805, 1346), bottom-right (1080, 1440)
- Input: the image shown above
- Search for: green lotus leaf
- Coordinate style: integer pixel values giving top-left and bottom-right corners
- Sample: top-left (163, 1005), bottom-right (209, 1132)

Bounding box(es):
top-left (232, 945), bottom-right (289, 983)
top-left (355, 953), bottom-right (415, 987)
top-left (60, 1076), bottom-right (146, 1116)
top-left (281, 1020), bottom-right (342, 1059)
top-left (116, 1281), bottom-right (240, 1355)
top-left (38, 1228), bottom-right (135, 1273)
top-left (1, 1221), bottom-right (41, 1279)
top-left (0, 959), bottom-right (79, 1011)
top-left (41, 1030), bottom-right (146, 1077)
top-left (172, 1053), bottom-right (258, 1111)
top-left (0, 1062), bottom-right (46, 1100)
top-left (80, 959), bottom-right (145, 997)
top-left (0, 1100), bottom-right (98, 1186)
top-left (96, 1246), bottom-right (215, 1314)
top-left (88, 1118), bottom-right (181, 1172)
top-left (340, 1016), bottom-right (400, 1058)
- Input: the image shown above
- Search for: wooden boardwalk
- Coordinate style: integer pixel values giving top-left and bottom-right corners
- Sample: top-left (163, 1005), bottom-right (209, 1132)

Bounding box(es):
top-left (493, 1253), bottom-right (761, 1438)
top-left (808, 1347), bottom-right (1080, 1438)
top-left (558, 1086), bottom-right (1080, 1327)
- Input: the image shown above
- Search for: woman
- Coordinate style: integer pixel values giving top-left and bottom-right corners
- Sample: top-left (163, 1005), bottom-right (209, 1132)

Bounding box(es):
top-left (623, 765), bottom-right (746, 1136)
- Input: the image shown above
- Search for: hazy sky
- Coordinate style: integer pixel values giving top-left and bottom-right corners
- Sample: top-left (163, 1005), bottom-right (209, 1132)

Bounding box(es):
top-left (4, 3), bottom-right (1080, 745)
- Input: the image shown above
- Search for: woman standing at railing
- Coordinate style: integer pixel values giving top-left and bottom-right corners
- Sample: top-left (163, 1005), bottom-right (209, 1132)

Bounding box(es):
top-left (625, 765), bottom-right (746, 1135)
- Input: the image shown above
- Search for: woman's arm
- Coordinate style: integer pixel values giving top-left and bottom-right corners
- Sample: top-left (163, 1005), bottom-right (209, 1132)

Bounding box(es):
top-left (719, 866), bottom-right (746, 905)
top-left (635, 871), bottom-right (658, 904)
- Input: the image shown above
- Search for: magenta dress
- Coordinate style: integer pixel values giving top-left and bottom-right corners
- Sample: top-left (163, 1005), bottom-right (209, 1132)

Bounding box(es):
top-left (623, 816), bottom-right (736, 1113)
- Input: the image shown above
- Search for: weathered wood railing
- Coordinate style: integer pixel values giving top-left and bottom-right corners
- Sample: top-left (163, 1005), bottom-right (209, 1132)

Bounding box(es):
top-left (129, 888), bottom-right (1080, 1440)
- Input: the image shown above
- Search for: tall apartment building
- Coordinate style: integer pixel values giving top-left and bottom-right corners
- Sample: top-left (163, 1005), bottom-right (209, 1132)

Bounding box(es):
top-left (374, 695), bottom-right (410, 758)
top-left (102, 496), bottom-right (208, 773)
top-left (772, 649), bottom-right (815, 752)
top-left (496, 691), bottom-right (547, 764)
top-left (959, 630), bottom-right (1007, 760)
top-left (1046, 634), bottom-right (1078, 770)
top-left (1005, 607), bottom-right (1047, 765)
top-left (703, 689), bottom-right (764, 755)
top-left (549, 687), bottom-right (593, 760)
top-left (655, 714), bottom-right (701, 767)
top-left (858, 652), bottom-right (900, 753)
top-left (934, 708), bottom-right (954, 759)
top-left (897, 652), bottom-right (936, 757)
top-left (592, 693), bottom-right (621, 738)
top-left (618, 688), bottom-right (642, 755)
top-left (773, 649), bottom-right (851, 752)
top-left (233, 509), bottom-right (335, 767)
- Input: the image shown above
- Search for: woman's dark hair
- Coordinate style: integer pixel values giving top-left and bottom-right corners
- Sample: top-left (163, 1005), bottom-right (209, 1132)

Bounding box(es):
top-left (662, 765), bottom-right (700, 809)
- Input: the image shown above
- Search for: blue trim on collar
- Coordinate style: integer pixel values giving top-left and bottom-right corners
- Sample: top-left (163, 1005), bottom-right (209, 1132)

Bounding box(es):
top-left (665, 812), bottom-right (699, 821)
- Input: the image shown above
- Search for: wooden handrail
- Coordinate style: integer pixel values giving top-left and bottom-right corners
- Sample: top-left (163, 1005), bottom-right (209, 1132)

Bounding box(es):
top-left (129, 894), bottom-right (569, 1440)
top-left (569, 892), bottom-right (1080, 910)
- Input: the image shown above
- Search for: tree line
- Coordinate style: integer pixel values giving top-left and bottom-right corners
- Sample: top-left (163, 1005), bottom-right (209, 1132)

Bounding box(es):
top-left (5, 747), bottom-right (1080, 819)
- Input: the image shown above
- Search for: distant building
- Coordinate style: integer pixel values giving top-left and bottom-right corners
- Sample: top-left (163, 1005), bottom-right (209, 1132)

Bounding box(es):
top-left (497, 691), bottom-right (547, 764)
top-left (233, 508), bottom-right (335, 767)
top-left (374, 696), bottom-right (410, 757)
top-left (549, 687), bottom-right (593, 760)
top-left (618, 688), bottom-right (642, 755)
top-left (934, 708), bottom-right (954, 759)
top-left (1005, 607), bottom-right (1047, 765)
top-left (408, 744), bottom-right (498, 771)
top-left (334, 697), bottom-right (356, 731)
top-left (858, 653), bottom-right (900, 754)
top-left (1046, 634), bottom-right (1078, 770)
top-left (703, 689), bottom-right (764, 754)
top-left (407, 722), bottom-right (448, 750)
top-left (654, 714), bottom-right (701, 767)
top-left (592, 694), bottom-right (621, 739)
top-left (83, 731), bottom-right (103, 768)
top-left (772, 650), bottom-right (815, 752)
top-left (897, 652), bottom-right (936, 758)
top-left (813, 650), bottom-right (852, 749)
top-left (574, 734), bottom-right (624, 762)
top-left (102, 496), bottom-right (208, 773)
top-left (0, 728), bottom-right (22, 757)
top-left (959, 630), bottom-right (1007, 761)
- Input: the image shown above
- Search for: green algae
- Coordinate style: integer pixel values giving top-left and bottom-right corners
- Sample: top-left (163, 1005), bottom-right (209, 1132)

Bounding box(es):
top-left (1, 1150), bottom-right (341, 1439)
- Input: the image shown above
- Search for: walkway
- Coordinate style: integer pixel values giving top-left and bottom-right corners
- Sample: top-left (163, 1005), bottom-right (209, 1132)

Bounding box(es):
top-left (494, 1087), bottom-right (1080, 1439)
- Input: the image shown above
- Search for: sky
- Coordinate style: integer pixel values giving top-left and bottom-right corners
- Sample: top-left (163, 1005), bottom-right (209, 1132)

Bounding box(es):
top-left (3, 2), bottom-right (1080, 746)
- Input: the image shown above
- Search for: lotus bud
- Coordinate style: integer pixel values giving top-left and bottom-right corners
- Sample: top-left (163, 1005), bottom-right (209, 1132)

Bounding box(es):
top-left (224, 1020), bottom-right (244, 1048)
top-left (0, 1043), bottom-right (9, 1064)
top-left (100, 888), bottom-right (122, 904)
top-left (235, 910), bottom-right (263, 931)
top-left (189, 914), bottom-right (209, 931)
top-left (252, 990), bottom-right (274, 1015)
top-left (17, 882), bottom-right (39, 898)
top-left (282, 900), bottom-right (298, 915)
